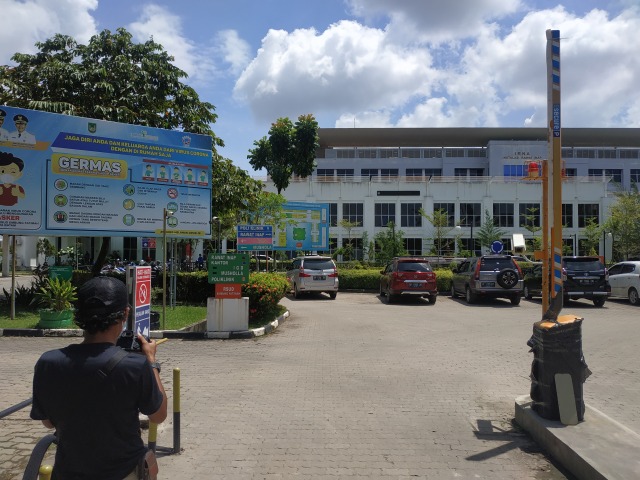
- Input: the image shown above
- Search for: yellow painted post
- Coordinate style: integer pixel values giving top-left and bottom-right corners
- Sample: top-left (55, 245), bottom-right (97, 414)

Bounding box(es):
top-left (173, 368), bottom-right (181, 453)
top-left (148, 421), bottom-right (158, 453)
top-left (38, 465), bottom-right (53, 480)
top-left (541, 161), bottom-right (550, 313)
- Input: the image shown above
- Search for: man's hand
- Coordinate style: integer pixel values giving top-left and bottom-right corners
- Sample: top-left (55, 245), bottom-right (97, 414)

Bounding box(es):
top-left (137, 333), bottom-right (157, 363)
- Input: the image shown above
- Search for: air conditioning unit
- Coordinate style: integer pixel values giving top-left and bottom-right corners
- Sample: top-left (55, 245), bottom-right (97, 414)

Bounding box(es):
top-left (513, 233), bottom-right (526, 253)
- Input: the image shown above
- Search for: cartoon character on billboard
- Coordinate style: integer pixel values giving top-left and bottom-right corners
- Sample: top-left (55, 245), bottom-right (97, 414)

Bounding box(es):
top-left (0, 152), bottom-right (26, 206)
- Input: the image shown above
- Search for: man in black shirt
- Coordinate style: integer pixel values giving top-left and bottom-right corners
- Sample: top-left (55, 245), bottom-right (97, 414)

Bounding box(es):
top-left (31, 276), bottom-right (167, 479)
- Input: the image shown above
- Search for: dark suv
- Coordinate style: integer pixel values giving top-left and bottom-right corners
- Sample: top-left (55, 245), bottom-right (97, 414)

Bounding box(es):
top-left (451, 255), bottom-right (523, 305)
top-left (562, 256), bottom-right (610, 307)
top-left (379, 257), bottom-right (438, 304)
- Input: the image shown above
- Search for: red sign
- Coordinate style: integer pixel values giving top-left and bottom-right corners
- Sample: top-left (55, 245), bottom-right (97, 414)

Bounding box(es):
top-left (215, 283), bottom-right (242, 299)
top-left (135, 266), bottom-right (152, 307)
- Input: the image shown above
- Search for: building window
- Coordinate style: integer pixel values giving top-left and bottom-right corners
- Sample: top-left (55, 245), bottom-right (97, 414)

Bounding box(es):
top-left (460, 203), bottom-right (481, 227)
top-left (329, 203), bottom-right (338, 227)
top-left (561, 148), bottom-right (573, 158)
top-left (578, 204), bottom-right (599, 227)
top-left (317, 169), bottom-right (333, 178)
top-left (631, 169), bottom-right (640, 185)
top-left (576, 149), bottom-right (596, 159)
top-left (424, 168), bottom-right (442, 178)
top-left (342, 203), bottom-right (363, 226)
top-left (433, 202), bottom-right (455, 227)
top-left (564, 168), bottom-right (577, 177)
top-left (466, 148), bottom-right (486, 157)
top-left (455, 168), bottom-right (485, 177)
top-left (620, 149), bottom-right (640, 159)
top-left (123, 237), bottom-right (137, 262)
top-left (361, 168), bottom-right (378, 178)
top-left (493, 203), bottom-right (514, 227)
top-left (401, 148), bottom-right (421, 158)
top-left (424, 148), bottom-right (442, 158)
top-left (445, 148), bottom-right (465, 157)
top-left (375, 203), bottom-right (396, 227)
top-left (562, 203), bottom-right (573, 228)
top-left (404, 238), bottom-right (422, 255)
top-left (342, 237), bottom-right (363, 260)
top-left (598, 149), bottom-right (617, 159)
top-left (406, 169), bottom-right (423, 178)
top-left (329, 237), bottom-right (338, 255)
top-left (379, 149), bottom-right (399, 158)
top-left (588, 169), bottom-right (622, 183)
top-left (519, 203), bottom-right (541, 228)
top-left (337, 169), bottom-right (354, 178)
top-left (380, 169), bottom-right (399, 178)
top-left (357, 149), bottom-right (376, 158)
top-left (401, 203), bottom-right (423, 228)
top-left (336, 149), bottom-right (355, 158)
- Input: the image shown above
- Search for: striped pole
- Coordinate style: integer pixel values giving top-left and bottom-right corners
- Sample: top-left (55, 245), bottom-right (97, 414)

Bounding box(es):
top-left (546, 29), bottom-right (564, 309)
top-left (173, 368), bottom-right (181, 453)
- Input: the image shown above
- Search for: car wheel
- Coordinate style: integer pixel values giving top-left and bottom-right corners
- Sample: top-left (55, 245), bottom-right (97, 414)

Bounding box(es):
top-left (524, 285), bottom-right (532, 300)
top-left (329, 292), bottom-right (337, 300)
top-left (628, 288), bottom-right (639, 306)
top-left (497, 268), bottom-right (518, 289)
top-left (593, 298), bottom-right (606, 307)
top-left (427, 295), bottom-right (437, 305)
top-left (511, 295), bottom-right (521, 306)
top-left (387, 293), bottom-right (396, 304)
top-left (293, 283), bottom-right (302, 299)
top-left (465, 287), bottom-right (476, 304)
top-left (450, 284), bottom-right (458, 299)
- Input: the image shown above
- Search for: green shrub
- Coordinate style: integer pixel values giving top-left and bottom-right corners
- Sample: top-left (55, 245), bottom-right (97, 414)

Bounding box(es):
top-left (338, 269), bottom-right (380, 290)
top-left (242, 272), bottom-right (289, 320)
top-left (434, 269), bottom-right (453, 292)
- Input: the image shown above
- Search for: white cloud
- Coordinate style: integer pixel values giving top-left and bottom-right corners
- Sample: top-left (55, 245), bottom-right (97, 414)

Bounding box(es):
top-left (127, 4), bottom-right (217, 86)
top-left (335, 111), bottom-right (394, 128)
top-left (0, 0), bottom-right (98, 64)
top-left (217, 30), bottom-right (252, 75)
top-left (234, 20), bottom-right (435, 122)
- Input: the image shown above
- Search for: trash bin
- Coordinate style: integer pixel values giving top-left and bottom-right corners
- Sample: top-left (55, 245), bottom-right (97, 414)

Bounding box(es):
top-left (527, 316), bottom-right (591, 421)
top-left (150, 311), bottom-right (160, 331)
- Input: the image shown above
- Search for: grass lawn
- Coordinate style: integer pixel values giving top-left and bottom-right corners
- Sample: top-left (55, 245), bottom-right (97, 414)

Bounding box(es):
top-left (0, 303), bottom-right (286, 331)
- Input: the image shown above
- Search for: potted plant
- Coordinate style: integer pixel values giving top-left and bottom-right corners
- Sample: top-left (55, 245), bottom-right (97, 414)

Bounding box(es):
top-left (33, 278), bottom-right (78, 328)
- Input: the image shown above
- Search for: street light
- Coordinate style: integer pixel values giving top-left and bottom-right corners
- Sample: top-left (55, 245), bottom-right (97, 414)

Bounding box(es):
top-left (211, 216), bottom-right (221, 253)
top-left (162, 206), bottom-right (176, 330)
top-left (603, 231), bottom-right (613, 265)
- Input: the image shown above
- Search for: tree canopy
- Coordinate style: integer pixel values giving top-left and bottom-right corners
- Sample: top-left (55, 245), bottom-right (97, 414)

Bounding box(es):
top-left (248, 114), bottom-right (319, 193)
top-left (605, 188), bottom-right (640, 260)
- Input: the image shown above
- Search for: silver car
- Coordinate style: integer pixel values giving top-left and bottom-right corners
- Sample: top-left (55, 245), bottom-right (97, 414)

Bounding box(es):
top-left (607, 261), bottom-right (640, 305)
top-left (287, 255), bottom-right (339, 299)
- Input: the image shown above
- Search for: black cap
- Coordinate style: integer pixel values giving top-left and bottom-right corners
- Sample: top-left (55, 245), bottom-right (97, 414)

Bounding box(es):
top-left (0, 109), bottom-right (6, 118)
top-left (76, 276), bottom-right (128, 317)
top-left (13, 114), bottom-right (28, 123)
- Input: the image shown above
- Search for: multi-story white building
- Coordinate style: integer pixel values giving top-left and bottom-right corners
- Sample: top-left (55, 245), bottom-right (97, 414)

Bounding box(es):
top-left (263, 127), bottom-right (640, 259)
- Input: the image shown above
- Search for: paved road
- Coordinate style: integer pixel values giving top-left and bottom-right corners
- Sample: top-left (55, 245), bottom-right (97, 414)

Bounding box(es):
top-left (1, 292), bottom-right (638, 479)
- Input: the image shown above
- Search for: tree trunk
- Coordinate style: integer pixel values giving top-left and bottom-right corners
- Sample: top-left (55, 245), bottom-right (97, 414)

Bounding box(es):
top-left (91, 237), bottom-right (111, 276)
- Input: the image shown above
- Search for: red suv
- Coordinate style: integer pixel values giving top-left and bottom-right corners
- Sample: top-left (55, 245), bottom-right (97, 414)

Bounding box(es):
top-left (379, 257), bottom-right (438, 304)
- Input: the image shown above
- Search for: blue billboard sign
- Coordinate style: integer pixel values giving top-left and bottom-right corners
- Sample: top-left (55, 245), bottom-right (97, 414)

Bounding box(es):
top-left (0, 106), bottom-right (212, 237)
top-left (274, 202), bottom-right (330, 251)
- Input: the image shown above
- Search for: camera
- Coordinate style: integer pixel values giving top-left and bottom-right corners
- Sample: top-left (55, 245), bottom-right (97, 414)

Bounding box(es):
top-left (116, 330), bottom-right (150, 353)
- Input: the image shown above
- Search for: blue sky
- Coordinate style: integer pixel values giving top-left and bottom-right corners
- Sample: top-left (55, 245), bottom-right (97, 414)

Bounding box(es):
top-left (1, 0), bottom-right (639, 174)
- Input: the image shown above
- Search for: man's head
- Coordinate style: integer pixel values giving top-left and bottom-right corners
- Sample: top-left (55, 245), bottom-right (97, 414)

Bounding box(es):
top-left (74, 277), bottom-right (129, 334)
top-left (13, 114), bottom-right (28, 133)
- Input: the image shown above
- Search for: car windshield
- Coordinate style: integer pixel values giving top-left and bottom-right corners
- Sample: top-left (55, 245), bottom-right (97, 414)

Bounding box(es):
top-left (397, 262), bottom-right (431, 272)
top-left (479, 257), bottom-right (514, 271)
top-left (563, 258), bottom-right (604, 271)
top-left (303, 259), bottom-right (334, 270)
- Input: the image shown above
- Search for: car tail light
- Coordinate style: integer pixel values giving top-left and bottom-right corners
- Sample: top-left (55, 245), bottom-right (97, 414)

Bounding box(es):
top-left (474, 260), bottom-right (481, 280)
top-left (328, 268), bottom-right (338, 278)
top-left (299, 269), bottom-right (311, 278)
top-left (562, 267), bottom-right (567, 281)
top-left (514, 262), bottom-right (523, 277)
top-left (604, 268), bottom-right (609, 281)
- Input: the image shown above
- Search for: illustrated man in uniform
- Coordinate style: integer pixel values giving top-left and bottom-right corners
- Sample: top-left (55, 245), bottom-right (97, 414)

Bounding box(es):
top-left (8, 114), bottom-right (36, 145)
top-left (0, 151), bottom-right (26, 206)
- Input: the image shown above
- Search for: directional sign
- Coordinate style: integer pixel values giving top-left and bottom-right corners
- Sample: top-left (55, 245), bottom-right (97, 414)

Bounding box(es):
top-left (208, 253), bottom-right (250, 284)
top-left (237, 225), bottom-right (273, 251)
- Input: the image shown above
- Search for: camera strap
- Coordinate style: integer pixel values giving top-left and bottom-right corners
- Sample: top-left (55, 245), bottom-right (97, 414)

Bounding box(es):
top-left (96, 348), bottom-right (128, 380)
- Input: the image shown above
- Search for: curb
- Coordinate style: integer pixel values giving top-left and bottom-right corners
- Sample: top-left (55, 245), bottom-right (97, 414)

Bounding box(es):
top-left (0, 310), bottom-right (290, 339)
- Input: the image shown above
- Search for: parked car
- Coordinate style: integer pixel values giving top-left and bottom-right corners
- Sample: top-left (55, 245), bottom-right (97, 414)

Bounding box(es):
top-left (379, 257), bottom-right (438, 304)
top-left (451, 255), bottom-right (523, 305)
top-left (286, 255), bottom-right (339, 299)
top-left (523, 263), bottom-right (544, 300)
top-left (562, 256), bottom-right (610, 307)
top-left (605, 261), bottom-right (640, 305)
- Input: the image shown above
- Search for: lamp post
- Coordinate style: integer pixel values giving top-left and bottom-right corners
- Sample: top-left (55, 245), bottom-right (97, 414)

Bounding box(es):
top-left (603, 231), bottom-right (613, 265)
top-left (573, 233), bottom-right (578, 256)
top-left (162, 206), bottom-right (176, 330)
top-left (211, 216), bottom-right (221, 253)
